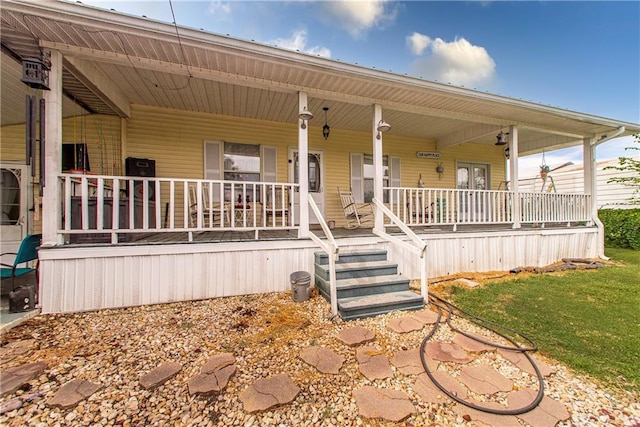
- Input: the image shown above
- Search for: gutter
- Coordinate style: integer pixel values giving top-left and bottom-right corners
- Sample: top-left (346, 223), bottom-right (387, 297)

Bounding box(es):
top-left (590, 126), bottom-right (625, 260)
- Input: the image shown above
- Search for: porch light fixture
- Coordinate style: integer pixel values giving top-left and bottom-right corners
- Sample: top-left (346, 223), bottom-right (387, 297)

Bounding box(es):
top-left (495, 130), bottom-right (509, 146)
top-left (322, 107), bottom-right (330, 140)
top-left (376, 119), bottom-right (391, 140)
top-left (504, 147), bottom-right (510, 159)
top-left (298, 107), bottom-right (313, 129)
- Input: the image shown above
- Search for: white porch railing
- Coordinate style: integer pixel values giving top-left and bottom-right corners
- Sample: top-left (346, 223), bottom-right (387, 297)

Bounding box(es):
top-left (308, 197), bottom-right (339, 316)
top-left (387, 187), bottom-right (591, 229)
top-left (59, 173), bottom-right (299, 243)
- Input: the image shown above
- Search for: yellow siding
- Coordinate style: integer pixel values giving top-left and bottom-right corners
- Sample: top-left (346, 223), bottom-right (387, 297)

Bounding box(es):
top-left (2, 104), bottom-right (507, 230)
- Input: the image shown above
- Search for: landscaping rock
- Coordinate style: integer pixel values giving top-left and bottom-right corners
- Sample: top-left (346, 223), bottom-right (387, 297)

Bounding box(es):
top-left (509, 388), bottom-right (570, 427)
top-left (453, 332), bottom-right (495, 353)
top-left (0, 339), bottom-right (36, 363)
top-left (387, 316), bottom-right (424, 333)
top-left (337, 326), bottom-right (375, 346)
top-left (139, 362), bottom-right (181, 389)
top-left (356, 345), bottom-right (392, 380)
top-left (498, 348), bottom-right (557, 377)
top-left (0, 361), bottom-right (48, 397)
top-left (299, 346), bottom-right (344, 374)
top-left (353, 385), bottom-right (415, 422)
top-left (459, 364), bottom-right (513, 394)
top-left (390, 347), bottom-right (438, 375)
top-left (47, 378), bottom-right (102, 409)
top-left (187, 354), bottom-right (236, 395)
top-left (424, 340), bottom-right (472, 363)
top-left (239, 373), bottom-right (299, 413)
top-left (411, 309), bottom-right (439, 325)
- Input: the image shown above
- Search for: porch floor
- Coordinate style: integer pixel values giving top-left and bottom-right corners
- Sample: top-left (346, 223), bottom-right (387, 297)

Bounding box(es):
top-left (95, 222), bottom-right (593, 246)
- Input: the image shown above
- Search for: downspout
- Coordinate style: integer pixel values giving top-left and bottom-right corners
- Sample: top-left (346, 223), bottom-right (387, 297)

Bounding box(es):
top-left (589, 126), bottom-right (625, 260)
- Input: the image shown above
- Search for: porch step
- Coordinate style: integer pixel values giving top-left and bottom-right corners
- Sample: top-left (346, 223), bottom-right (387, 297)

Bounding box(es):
top-left (313, 249), bottom-right (424, 320)
top-left (315, 275), bottom-right (411, 300)
top-left (314, 249), bottom-right (388, 265)
top-left (315, 260), bottom-right (398, 282)
top-left (338, 291), bottom-right (425, 321)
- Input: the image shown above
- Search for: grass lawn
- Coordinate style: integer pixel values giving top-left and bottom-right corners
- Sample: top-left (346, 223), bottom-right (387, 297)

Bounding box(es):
top-left (449, 247), bottom-right (639, 393)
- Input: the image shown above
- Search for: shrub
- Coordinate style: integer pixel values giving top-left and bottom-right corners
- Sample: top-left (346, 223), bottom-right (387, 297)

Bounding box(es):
top-left (598, 208), bottom-right (640, 249)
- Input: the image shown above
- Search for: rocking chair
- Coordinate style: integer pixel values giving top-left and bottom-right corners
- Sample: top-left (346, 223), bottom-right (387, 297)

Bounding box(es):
top-left (337, 187), bottom-right (374, 228)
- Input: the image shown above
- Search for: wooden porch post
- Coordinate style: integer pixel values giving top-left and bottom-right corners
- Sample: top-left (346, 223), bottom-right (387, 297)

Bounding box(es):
top-left (298, 92), bottom-right (310, 238)
top-left (509, 125), bottom-right (521, 229)
top-left (372, 104), bottom-right (384, 232)
top-left (42, 49), bottom-right (63, 246)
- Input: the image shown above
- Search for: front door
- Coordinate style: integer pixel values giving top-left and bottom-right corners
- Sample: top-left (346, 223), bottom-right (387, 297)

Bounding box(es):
top-left (1, 164), bottom-right (29, 252)
top-left (289, 149), bottom-right (324, 224)
top-left (457, 162), bottom-right (489, 221)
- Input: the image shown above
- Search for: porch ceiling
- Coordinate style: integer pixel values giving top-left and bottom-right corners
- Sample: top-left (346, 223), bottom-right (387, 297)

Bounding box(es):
top-left (2, 0), bottom-right (638, 156)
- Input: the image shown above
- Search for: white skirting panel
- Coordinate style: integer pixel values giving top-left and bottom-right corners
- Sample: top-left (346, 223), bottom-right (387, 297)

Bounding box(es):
top-left (39, 228), bottom-right (599, 313)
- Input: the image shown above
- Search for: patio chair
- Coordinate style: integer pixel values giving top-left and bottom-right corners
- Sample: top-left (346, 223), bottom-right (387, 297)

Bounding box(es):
top-left (263, 186), bottom-right (290, 227)
top-left (188, 184), bottom-right (229, 227)
top-left (1, 234), bottom-right (41, 295)
top-left (337, 187), bottom-right (374, 228)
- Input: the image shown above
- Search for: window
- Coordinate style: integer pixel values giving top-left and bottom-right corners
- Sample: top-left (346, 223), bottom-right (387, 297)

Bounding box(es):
top-left (204, 141), bottom-right (276, 202)
top-left (351, 153), bottom-right (400, 203)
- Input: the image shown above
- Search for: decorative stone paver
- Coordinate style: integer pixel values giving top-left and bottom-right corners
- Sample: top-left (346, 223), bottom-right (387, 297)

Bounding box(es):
top-left (353, 386), bottom-right (415, 422)
top-left (299, 346), bottom-right (344, 374)
top-left (452, 401), bottom-right (521, 427)
top-left (453, 332), bottom-right (495, 353)
top-left (337, 326), bottom-right (375, 346)
top-left (459, 364), bottom-right (513, 394)
top-left (239, 373), bottom-right (300, 413)
top-left (424, 340), bottom-right (472, 363)
top-left (0, 339), bottom-right (36, 363)
top-left (412, 373), bottom-right (448, 404)
top-left (390, 347), bottom-right (438, 375)
top-left (0, 361), bottom-right (48, 397)
top-left (423, 370), bottom-right (469, 399)
top-left (509, 388), bottom-right (571, 427)
top-left (47, 378), bottom-right (102, 409)
top-left (139, 362), bottom-right (182, 390)
top-left (411, 309), bottom-right (439, 325)
top-left (356, 345), bottom-right (393, 380)
top-left (456, 278), bottom-right (480, 288)
top-left (387, 316), bottom-right (424, 333)
top-left (498, 348), bottom-right (557, 377)
top-left (187, 353), bottom-right (236, 395)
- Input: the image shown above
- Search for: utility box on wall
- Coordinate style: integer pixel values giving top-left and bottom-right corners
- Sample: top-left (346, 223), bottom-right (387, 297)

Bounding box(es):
top-left (125, 157), bottom-right (156, 201)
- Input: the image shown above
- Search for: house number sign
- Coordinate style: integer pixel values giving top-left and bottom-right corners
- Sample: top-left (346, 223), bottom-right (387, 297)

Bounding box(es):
top-left (416, 151), bottom-right (441, 159)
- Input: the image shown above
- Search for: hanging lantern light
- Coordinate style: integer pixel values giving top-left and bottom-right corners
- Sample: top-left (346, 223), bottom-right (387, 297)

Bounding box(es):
top-left (322, 107), bottom-right (330, 140)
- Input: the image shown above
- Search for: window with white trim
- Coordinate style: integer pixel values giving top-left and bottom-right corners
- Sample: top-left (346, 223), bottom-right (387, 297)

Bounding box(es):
top-left (350, 153), bottom-right (400, 203)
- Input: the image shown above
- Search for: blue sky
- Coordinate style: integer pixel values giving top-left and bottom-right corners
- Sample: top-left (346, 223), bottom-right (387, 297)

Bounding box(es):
top-left (82, 0), bottom-right (639, 173)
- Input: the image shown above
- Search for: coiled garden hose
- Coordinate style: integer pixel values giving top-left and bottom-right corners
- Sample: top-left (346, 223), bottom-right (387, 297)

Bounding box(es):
top-left (420, 294), bottom-right (545, 415)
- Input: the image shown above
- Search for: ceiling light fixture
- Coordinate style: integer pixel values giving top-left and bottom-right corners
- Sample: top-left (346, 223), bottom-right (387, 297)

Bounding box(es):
top-left (322, 107), bottom-right (330, 140)
top-left (376, 119), bottom-right (391, 139)
top-left (298, 107), bottom-right (313, 129)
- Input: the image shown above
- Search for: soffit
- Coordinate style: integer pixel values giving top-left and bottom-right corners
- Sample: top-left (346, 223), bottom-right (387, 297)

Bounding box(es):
top-left (1, 1), bottom-right (637, 154)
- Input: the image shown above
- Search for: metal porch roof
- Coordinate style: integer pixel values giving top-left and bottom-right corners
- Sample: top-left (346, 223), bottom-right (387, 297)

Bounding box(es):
top-left (2, 0), bottom-right (638, 155)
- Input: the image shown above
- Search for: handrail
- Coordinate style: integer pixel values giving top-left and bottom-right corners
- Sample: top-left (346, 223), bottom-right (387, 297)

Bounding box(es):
top-left (372, 197), bottom-right (428, 301)
top-left (308, 197), bottom-right (339, 316)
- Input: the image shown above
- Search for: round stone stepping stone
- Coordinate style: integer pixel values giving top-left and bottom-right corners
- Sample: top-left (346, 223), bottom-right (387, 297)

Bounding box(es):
top-left (0, 361), bottom-right (48, 397)
top-left (356, 346), bottom-right (393, 380)
top-left (414, 371), bottom-right (468, 401)
top-left (387, 316), bottom-right (424, 333)
top-left (424, 340), bottom-right (472, 364)
top-left (239, 373), bottom-right (300, 413)
top-left (353, 386), bottom-right (415, 422)
top-left (337, 326), bottom-right (375, 346)
top-left (453, 333), bottom-right (495, 353)
top-left (139, 362), bottom-right (182, 390)
top-left (47, 378), bottom-right (102, 409)
top-left (390, 348), bottom-right (438, 375)
top-left (299, 346), bottom-right (345, 374)
top-left (459, 364), bottom-right (513, 395)
top-left (411, 309), bottom-right (439, 325)
top-left (509, 388), bottom-right (570, 427)
top-left (498, 348), bottom-right (557, 377)
top-left (188, 353), bottom-right (236, 395)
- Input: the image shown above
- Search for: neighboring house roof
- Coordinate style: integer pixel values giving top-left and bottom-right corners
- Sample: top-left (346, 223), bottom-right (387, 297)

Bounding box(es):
top-left (1, 0), bottom-right (639, 156)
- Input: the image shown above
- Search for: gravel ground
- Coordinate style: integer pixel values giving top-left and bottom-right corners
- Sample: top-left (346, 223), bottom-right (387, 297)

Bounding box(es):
top-left (1, 289), bottom-right (638, 426)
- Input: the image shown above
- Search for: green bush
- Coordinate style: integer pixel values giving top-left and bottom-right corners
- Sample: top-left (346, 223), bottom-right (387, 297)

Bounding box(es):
top-left (598, 208), bottom-right (640, 249)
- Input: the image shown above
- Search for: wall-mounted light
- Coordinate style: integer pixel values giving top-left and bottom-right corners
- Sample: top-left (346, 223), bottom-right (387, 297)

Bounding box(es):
top-left (495, 130), bottom-right (509, 146)
top-left (322, 107), bottom-right (330, 140)
top-left (436, 162), bottom-right (445, 179)
top-left (376, 119), bottom-right (391, 139)
top-left (299, 107), bottom-right (313, 129)
top-left (504, 147), bottom-right (510, 159)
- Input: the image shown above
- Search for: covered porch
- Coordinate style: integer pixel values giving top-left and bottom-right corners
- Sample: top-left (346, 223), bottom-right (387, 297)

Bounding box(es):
top-left (2, 1), bottom-right (638, 314)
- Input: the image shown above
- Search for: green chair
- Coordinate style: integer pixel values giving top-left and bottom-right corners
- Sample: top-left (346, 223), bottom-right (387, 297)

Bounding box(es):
top-left (1, 234), bottom-right (41, 292)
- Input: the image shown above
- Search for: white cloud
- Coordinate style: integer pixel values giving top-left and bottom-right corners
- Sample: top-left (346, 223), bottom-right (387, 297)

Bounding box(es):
top-left (408, 36), bottom-right (496, 87)
top-left (319, 0), bottom-right (396, 38)
top-left (208, 0), bottom-right (232, 16)
top-left (270, 29), bottom-right (331, 58)
top-left (406, 32), bottom-right (432, 56)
